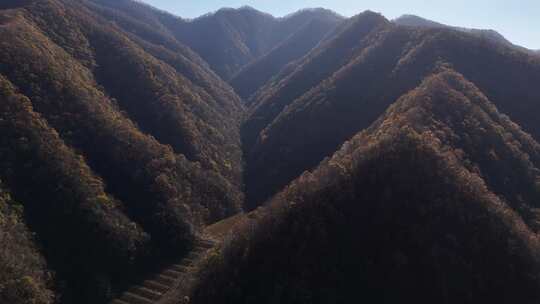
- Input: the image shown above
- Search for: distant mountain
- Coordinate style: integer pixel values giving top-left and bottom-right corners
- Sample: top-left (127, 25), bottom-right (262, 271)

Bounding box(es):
top-left (171, 7), bottom-right (343, 80)
top-left (1, 2), bottom-right (540, 303)
top-left (82, 0), bottom-right (344, 82)
top-left (230, 9), bottom-right (343, 100)
top-left (393, 14), bottom-right (530, 51)
top-left (191, 70), bottom-right (540, 304)
top-left (242, 11), bottom-right (540, 209)
top-left (393, 14), bottom-right (446, 28)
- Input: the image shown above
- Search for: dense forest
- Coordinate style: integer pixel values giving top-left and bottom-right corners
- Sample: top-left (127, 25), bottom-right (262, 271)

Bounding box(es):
top-left (242, 11), bottom-right (540, 208)
top-left (192, 70), bottom-right (540, 303)
top-left (1, 1), bottom-right (539, 304)
top-left (0, 181), bottom-right (54, 304)
top-left (0, 0), bottom-right (245, 302)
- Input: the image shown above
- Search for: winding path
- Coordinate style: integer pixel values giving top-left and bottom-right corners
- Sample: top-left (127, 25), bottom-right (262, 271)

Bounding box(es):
top-left (109, 238), bottom-right (217, 304)
top-left (109, 211), bottom-right (257, 304)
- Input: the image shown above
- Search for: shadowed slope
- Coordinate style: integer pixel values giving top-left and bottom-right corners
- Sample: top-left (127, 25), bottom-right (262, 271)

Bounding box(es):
top-left (230, 11), bottom-right (343, 100)
top-left (191, 70), bottom-right (540, 304)
top-left (0, 74), bottom-right (149, 303)
top-left (242, 11), bottom-right (390, 152)
top-left (243, 11), bottom-right (540, 208)
top-left (0, 1), bottom-right (246, 302)
top-left (82, 0), bottom-right (245, 119)
top-left (364, 70), bottom-right (540, 230)
top-left (109, 238), bottom-right (217, 304)
top-left (27, 0), bottom-right (246, 190)
top-left (0, 181), bottom-right (54, 304)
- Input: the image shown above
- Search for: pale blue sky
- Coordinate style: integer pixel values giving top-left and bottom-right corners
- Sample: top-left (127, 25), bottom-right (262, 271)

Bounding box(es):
top-left (141, 0), bottom-right (540, 49)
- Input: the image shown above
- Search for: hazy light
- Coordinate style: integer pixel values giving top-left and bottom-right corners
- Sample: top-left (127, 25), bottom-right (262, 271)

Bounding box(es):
top-left (141, 0), bottom-right (540, 49)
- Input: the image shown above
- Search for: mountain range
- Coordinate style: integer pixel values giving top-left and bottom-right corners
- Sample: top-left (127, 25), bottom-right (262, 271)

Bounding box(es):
top-left (242, 10), bottom-right (540, 208)
top-left (194, 69), bottom-right (540, 303)
top-left (393, 14), bottom-right (538, 55)
top-left (0, 1), bottom-right (539, 304)
top-left (393, 15), bottom-right (512, 45)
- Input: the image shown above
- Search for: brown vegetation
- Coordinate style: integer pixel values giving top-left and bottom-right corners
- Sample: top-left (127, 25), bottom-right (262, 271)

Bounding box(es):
top-left (0, 0), bottom-right (246, 302)
top-left (0, 181), bottom-right (54, 304)
top-left (191, 70), bottom-right (540, 304)
top-left (243, 11), bottom-right (540, 209)
top-left (1, 2), bottom-right (540, 303)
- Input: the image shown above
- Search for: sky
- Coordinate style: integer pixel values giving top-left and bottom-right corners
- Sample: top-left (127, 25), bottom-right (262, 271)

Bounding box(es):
top-left (140, 0), bottom-right (540, 50)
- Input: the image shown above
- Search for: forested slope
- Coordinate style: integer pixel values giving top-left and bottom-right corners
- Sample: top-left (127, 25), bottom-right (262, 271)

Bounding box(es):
top-left (0, 1), bottom-right (246, 302)
top-left (0, 74), bottom-right (149, 302)
top-left (243, 11), bottom-right (540, 208)
top-left (1, 2), bottom-right (539, 303)
top-left (192, 70), bottom-right (540, 304)
top-left (0, 181), bottom-right (54, 304)
top-left (230, 9), bottom-right (343, 100)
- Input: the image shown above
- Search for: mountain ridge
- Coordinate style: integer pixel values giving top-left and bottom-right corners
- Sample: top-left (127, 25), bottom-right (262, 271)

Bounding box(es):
top-left (0, 0), bottom-right (246, 302)
top-left (394, 14), bottom-right (533, 52)
top-left (1, 2), bottom-right (540, 303)
top-left (169, 5), bottom-right (345, 79)
top-left (230, 10), bottom-right (343, 100)
top-left (242, 11), bottom-right (540, 208)
top-left (191, 70), bottom-right (540, 304)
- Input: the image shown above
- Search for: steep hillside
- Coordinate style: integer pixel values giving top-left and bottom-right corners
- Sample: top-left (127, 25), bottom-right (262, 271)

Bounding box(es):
top-left (9, 0), bottom-right (244, 219)
top-left (72, 0), bottom-right (245, 188)
top-left (84, 0), bottom-right (245, 116)
top-left (163, 6), bottom-right (276, 80)
top-left (230, 10), bottom-right (343, 99)
top-left (0, 181), bottom-right (54, 304)
top-left (0, 74), bottom-right (149, 303)
top-left (81, 0), bottom-right (344, 101)
top-left (1, 2), bottom-right (539, 303)
top-left (0, 1), bottom-right (245, 303)
top-left (191, 71), bottom-right (540, 304)
top-left (243, 11), bottom-right (540, 208)
top-left (243, 11), bottom-right (390, 149)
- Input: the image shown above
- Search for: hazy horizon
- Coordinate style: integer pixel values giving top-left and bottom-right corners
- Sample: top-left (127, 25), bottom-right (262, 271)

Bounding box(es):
top-left (140, 0), bottom-right (540, 50)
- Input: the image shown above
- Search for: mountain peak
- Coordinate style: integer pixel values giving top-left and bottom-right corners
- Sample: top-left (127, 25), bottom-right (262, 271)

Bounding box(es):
top-left (344, 10), bottom-right (390, 31)
top-left (393, 14), bottom-right (446, 28)
top-left (393, 14), bottom-right (515, 48)
top-left (382, 68), bottom-right (495, 124)
top-left (281, 7), bottom-right (343, 20)
top-left (2, 2), bottom-right (540, 303)
top-left (354, 9), bottom-right (387, 20)
top-left (212, 5), bottom-right (271, 18)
